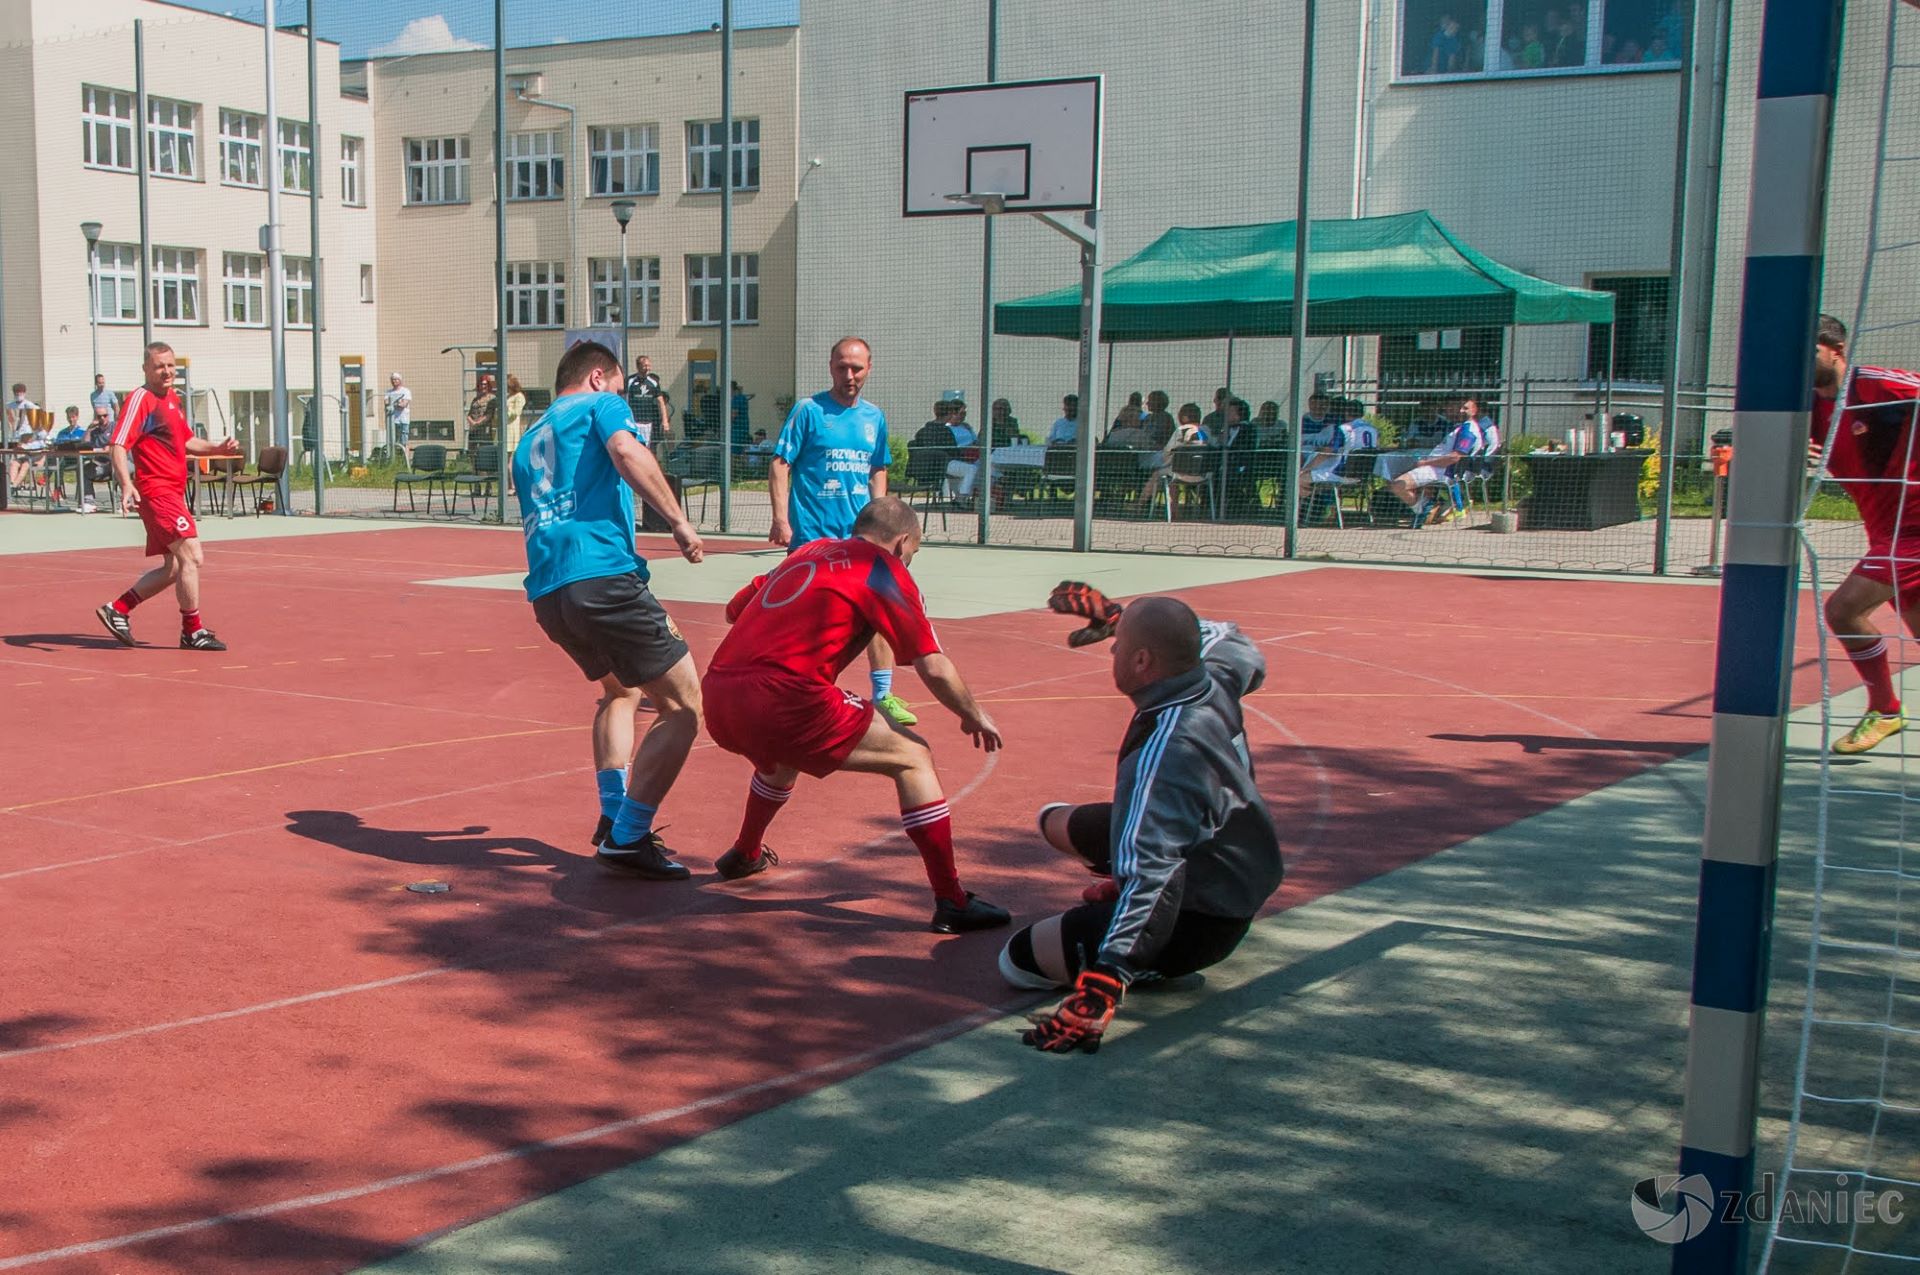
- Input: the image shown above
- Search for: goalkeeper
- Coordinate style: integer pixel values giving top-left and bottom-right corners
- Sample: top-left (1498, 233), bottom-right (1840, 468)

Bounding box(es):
top-left (1005, 585), bottom-right (1284, 1055)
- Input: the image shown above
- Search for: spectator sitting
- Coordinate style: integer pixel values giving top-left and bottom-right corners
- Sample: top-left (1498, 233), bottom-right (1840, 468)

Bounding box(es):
top-left (914, 399), bottom-right (957, 449)
top-left (1299, 393), bottom-right (1337, 447)
top-left (947, 399), bottom-right (977, 447)
top-left (1404, 401), bottom-right (1451, 449)
top-left (1047, 394), bottom-right (1081, 446)
top-left (1113, 391), bottom-right (1143, 432)
top-left (1141, 390), bottom-right (1176, 449)
top-left (1135, 402), bottom-right (1210, 516)
top-left (1427, 13), bottom-right (1464, 73)
top-left (988, 397), bottom-right (1026, 448)
top-left (1104, 403), bottom-right (1150, 450)
top-left (54, 405), bottom-right (85, 445)
top-left (1200, 387), bottom-right (1230, 436)
top-left (742, 428), bottom-right (775, 477)
top-left (1220, 399), bottom-right (1265, 516)
top-left (1254, 400), bottom-right (1285, 446)
top-left (1387, 396), bottom-right (1485, 525)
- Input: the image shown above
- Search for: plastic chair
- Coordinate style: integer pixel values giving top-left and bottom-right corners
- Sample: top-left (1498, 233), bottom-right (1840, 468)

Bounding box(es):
top-left (230, 447), bottom-right (288, 516)
top-left (392, 444), bottom-right (451, 513)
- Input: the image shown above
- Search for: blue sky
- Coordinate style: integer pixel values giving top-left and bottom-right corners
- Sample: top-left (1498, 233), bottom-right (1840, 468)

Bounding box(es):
top-left (160, 0), bottom-right (798, 60)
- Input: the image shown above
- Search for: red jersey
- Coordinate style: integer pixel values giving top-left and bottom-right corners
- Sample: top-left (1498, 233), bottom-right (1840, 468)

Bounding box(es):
top-left (1814, 365), bottom-right (1920, 543)
top-left (711, 537), bottom-right (941, 683)
top-left (109, 385), bottom-right (191, 495)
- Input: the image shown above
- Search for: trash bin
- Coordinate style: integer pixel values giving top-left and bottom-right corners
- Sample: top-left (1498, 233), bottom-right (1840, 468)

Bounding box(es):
top-left (1610, 413), bottom-right (1646, 448)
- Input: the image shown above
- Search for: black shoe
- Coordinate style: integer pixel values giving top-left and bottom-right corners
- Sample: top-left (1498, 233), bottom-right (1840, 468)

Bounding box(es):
top-left (716, 844), bottom-right (778, 880)
top-left (930, 892), bottom-right (1011, 934)
top-left (180, 628), bottom-right (227, 651)
top-left (596, 829), bottom-right (691, 880)
top-left (96, 604), bottom-right (135, 647)
top-left (592, 814), bottom-right (613, 847)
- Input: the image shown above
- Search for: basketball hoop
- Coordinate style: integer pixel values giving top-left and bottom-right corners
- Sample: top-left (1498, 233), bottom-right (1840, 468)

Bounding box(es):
top-left (945, 192), bottom-right (1008, 215)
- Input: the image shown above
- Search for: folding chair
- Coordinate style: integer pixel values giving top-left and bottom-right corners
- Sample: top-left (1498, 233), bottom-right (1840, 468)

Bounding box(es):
top-left (392, 444), bottom-right (451, 513)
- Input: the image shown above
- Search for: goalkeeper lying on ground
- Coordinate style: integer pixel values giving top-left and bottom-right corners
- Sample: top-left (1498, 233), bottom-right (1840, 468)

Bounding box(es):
top-left (1006, 585), bottom-right (1285, 1055)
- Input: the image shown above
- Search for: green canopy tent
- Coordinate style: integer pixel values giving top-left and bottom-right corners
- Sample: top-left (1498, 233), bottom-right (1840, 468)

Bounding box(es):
top-left (992, 209), bottom-right (1615, 341)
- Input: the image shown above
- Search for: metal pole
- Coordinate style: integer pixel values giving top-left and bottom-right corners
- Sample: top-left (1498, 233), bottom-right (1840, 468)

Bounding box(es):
top-left (1604, 321), bottom-right (1617, 448)
top-left (1283, 0), bottom-right (1316, 560)
top-left (1672, 0), bottom-right (1841, 1268)
top-left (977, 0), bottom-right (998, 546)
top-left (88, 243), bottom-right (102, 384)
top-left (134, 20), bottom-right (154, 349)
top-left (719, 0), bottom-right (734, 533)
top-left (1071, 211), bottom-right (1103, 552)
top-left (261, 2), bottom-right (291, 512)
top-left (618, 224), bottom-right (631, 374)
top-left (1653, 0), bottom-right (1700, 574)
top-left (493, 0), bottom-right (509, 526)
top-left (308, 4), bottom-right (326, 517)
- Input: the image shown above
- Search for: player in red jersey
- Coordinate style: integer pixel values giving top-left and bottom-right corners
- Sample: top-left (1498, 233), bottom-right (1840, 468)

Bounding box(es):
top-left (94, 342), bottom-right (242, 651)
top-left (1813, 314), bottom-right (1920, 753)
top-left (702, 496), bottom-right (1012, 933)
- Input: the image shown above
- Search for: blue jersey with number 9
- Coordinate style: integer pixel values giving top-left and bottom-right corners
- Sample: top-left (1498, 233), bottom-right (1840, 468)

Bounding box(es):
top-left (513, 391), bottom-right (647, 600)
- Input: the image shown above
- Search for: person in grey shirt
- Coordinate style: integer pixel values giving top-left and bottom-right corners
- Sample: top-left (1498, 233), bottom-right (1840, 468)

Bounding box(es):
top-left (1005, 590), bottom-right (1284, 1055)
top-left (90, 373), bottom-right (119, 421)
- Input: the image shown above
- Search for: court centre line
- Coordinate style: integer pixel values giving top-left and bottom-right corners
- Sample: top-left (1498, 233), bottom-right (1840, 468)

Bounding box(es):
top-left (0, 1002), bottom-right (1029, 1271)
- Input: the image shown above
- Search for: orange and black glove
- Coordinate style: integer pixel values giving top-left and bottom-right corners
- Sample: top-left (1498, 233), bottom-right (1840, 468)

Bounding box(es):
top-left (1048, 581), bottom-right (1123, 648)
top-left (1021, 967), bottom-right (1125, 1054)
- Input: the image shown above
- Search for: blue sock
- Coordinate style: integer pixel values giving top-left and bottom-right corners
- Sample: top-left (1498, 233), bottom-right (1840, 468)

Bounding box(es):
top-left (871, 667), bottom-right (894, 701)
top-left (595, 768), bottom-right (626, 820)
top-left (610, 797), bottom-right (657, 846)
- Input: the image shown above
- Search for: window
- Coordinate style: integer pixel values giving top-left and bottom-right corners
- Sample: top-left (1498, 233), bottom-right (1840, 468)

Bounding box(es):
top-left (340, 136), bottom-right (364, 206)
top-left (284, 257), bottom-right (315, 328)
top-left (590, 256), bottom-right (661, 327)
top-left (278, 119), bottom-right (313, 194)
top-left (589, 125), bottom-right (660, 196)
top-left (405, 136), bottom-right (469, 205)
top-left (505, 130), bottom-right (564, 201)
top-left (94, 243), bottom-right (141, 323)
top-left (1587, 274), bottom-right (1670, 383)
top-left (82, 86), bottom-right (135, 172)
top-left (686, 253), bottom-right (758, 325)
top-left (151, 247), bottom-right (201, 325)
top-left (360, 264), bottom-right (374, 303)
top-left (1398, 0), bottom-right (1678, 79)
top-left (223, 252), bottom-right (266, 327)
top-left (147, 97), bottom-right (197, 179)
top-left (506, 262), bottom-right (566, 329)
top-left (220, 110), bottom-right (265, 187)
top-left (685, 119), bottom-right (760, 192)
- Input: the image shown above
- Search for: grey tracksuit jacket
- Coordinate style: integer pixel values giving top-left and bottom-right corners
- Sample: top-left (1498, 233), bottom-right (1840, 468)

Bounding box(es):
top-left (1099, 620), bottom-right (1285, 980)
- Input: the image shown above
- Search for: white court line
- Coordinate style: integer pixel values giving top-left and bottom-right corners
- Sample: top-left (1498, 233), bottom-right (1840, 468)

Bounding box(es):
top-left (1257, 631), bottom-right (1318, 644)
top-left (0, 1003), bottom-right (1026, 1271)
top-left (1245, 702), bottom-right (1334, 864)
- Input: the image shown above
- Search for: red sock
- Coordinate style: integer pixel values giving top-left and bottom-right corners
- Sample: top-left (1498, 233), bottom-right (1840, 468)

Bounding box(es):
top-left (1847, 638), bottom-right (1902, 714)
top-left (901, 799), bottom-right (965, 907)
top-left (181, 609), bottom-right (202, 636)
top-left (111, 588), bottom-right (143, 616)
top-left (732, 773), bottom-right (792, 855)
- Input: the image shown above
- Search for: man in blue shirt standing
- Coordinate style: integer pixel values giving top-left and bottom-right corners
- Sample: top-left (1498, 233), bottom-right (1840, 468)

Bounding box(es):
top-left (514, 340), bottom-right (707, 881)
top-left (767, 336), bottom-right (918, 726)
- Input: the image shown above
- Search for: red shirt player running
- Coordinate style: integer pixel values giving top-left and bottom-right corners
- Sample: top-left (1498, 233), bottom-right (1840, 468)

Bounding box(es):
top-left (1812, 313), bottom-right (1920, 753)
top-left (702, 496), bottom-right (1011, 933)
top-left (94, 342), bottom-right (242, 651)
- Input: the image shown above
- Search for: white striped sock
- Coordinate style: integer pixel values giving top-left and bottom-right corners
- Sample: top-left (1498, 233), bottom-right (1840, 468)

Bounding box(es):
top-left (1850, 639), bottom-right (1890, 662)
top-left (750, 775), bottom-right (793, 804)
top-left (901, 802), bottom-right (950, 829)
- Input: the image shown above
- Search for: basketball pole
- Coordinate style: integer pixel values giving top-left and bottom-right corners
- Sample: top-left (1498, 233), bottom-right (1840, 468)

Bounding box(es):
top-left (977, 0), bottom-right (998, 547)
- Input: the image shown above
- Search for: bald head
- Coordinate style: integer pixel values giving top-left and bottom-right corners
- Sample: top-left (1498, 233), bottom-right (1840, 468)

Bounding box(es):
top-left (1111, 596), bottom-right (1202, 694)
top-left (853, 496), bottom-right (923, 562)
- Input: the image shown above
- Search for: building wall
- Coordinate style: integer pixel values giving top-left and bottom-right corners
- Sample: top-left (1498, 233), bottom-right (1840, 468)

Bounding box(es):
top-left (7, 0), bottom-right (379, 457)
top-left (362, 26), bottom-right (799, 444)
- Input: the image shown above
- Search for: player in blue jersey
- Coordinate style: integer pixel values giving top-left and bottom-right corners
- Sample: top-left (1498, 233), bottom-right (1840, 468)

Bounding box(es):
top-left (514, 341), bottom-right (707, 881)
top-left (767, 336), bottom-right (919, 726)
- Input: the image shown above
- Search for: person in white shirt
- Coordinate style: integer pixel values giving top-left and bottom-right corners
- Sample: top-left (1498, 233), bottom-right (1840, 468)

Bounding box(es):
top-left (6, 384), bottom-right (37, 436)
top-left (945, 400), bottom-right (983, 500)
top-left (385, 373), bottom-right (413, 455)
top-left (1046, 394), bottom-right (1081, 446)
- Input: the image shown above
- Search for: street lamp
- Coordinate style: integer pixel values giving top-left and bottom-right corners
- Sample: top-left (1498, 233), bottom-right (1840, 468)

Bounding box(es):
top-left (611, 200), bottom-right (635, 374)
top-left (80, 221), bottom-right (103, 386)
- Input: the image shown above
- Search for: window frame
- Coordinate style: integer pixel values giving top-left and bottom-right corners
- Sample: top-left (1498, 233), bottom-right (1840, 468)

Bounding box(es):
top-left (506, 130), bottom-right (565, 202)
top-left (685, 252), bottom-right (759, 326)
top-left (95, 242), bottom-right (142, 324)
top-left (1394, 0), bottom-right (1682, 84)
top-left (360, 264), bottom-right (374, 304)
top-left (278, 118), bottom-right (314, 195)
top-left (590, 255), bottom-right (662, 328)
top-left (222, 251), bottom-right (267, 328)
top-left (219, 109), bottom-right (265, 188)
top-left (1584, 272), bottom-right (1672, 387)
top-left (404, 136), bottom-right (470, 206)
top-left (150, 246), bottom-right (202, 327)
top-left (82, 85), bottom-right (136, 173)
top-left (146, 96), bottom-right (198, 180)
top-left (685, 118), bottom-right (761, 193)
top-left (340, 135), bottom-right (365, 207)
top-left (588, 124), bottom-right (661, 198)
top-left (284, 257), bottom-right (316, 329)
top-left (506, 261), bottom-right (567, 330)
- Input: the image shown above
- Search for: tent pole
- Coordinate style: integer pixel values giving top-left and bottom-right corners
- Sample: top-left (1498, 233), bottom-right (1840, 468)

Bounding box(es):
top-left (1284, 0), bottom-right (1316, 560)
top-left (1104, 340), bottom-right (1113, 429)
top-left (1225, 330), bottom-right (1235, 397)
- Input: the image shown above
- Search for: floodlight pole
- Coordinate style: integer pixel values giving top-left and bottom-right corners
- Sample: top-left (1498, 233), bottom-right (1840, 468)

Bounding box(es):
top-left (612, 200), bottom-right (635, 374)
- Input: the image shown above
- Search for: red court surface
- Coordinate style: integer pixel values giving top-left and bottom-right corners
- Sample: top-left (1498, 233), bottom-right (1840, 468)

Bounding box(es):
top-left (0, 526), bottom-right (1791, 1272)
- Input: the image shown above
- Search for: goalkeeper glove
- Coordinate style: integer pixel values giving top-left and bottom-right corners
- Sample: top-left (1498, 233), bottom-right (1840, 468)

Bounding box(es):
top-left (1047, 581), bottom-right (1123, 647)
top-left (1021, 967), bottom-right (1125, 1055)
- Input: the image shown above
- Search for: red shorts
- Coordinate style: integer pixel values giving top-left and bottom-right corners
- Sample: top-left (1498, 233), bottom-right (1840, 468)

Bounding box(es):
top-left (702, 668), bottom-right (875, 779)
top-left (138, 486), bottom-right (197, 557)
top-left (1851, 537), bottom-right (1920, 602)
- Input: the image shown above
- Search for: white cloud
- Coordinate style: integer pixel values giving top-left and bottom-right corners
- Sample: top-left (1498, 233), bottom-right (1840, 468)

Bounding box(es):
top-left (370, 15), bottom-right (483, 57)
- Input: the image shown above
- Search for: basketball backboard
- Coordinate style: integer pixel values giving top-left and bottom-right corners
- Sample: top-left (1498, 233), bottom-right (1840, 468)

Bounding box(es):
top-left (902, 76), bottom-right (1102, 217)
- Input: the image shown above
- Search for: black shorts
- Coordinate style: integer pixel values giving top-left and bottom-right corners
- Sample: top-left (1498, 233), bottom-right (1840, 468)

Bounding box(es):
top-left (1004, 900), bottom-right (1251, 986)
top-left (531, 572), bottom-right (688, 689)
